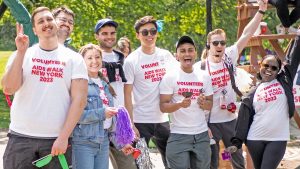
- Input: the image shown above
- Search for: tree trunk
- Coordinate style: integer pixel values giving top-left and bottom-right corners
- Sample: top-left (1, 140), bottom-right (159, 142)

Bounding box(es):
top-left (0, 2), bottom-right (8, 20)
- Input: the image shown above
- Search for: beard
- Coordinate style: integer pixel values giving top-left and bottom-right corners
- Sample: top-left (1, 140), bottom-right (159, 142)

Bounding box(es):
top-left (57, 29), bottom-right (70, 39)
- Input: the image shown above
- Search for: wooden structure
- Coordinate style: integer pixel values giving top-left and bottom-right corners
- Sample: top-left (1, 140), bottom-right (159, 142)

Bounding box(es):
top-left (237, 0), bottom-right (297, 73)
top-left (233, 1), bottom-right (298, 169)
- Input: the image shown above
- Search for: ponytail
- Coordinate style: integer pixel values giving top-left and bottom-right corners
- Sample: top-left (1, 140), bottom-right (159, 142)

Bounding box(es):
top-left (98, 71), bottom-right (117, 98)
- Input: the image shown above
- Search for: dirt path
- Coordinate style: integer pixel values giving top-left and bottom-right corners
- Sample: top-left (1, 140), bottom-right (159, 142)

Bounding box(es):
top-left (0, 127), bottom-right (299, 169)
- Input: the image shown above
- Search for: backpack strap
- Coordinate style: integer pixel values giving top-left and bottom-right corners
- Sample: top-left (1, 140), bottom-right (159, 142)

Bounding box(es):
top-left (200, 60), bottom-right (206, 70)
top-left (223, 54), bottom-right (243, 98)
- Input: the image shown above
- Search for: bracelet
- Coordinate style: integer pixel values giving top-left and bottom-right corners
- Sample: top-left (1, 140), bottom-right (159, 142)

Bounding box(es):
top-left (258, 10), bottom-right (265, 15)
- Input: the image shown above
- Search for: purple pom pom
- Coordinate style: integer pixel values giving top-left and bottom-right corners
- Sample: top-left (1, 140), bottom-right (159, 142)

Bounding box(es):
top-left (115, 106), bottom-right (135, 146)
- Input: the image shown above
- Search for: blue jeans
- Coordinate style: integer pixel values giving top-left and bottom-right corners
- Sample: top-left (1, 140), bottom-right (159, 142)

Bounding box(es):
top-left (72, 134), bottom-right (109, 169)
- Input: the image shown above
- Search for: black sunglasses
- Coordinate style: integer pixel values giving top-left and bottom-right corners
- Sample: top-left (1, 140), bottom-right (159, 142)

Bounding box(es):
top-left (262, 63), bottom-right (279, 71)
top-left (211, 40), bottom-right (226, 46)
top-left (139, 28), bottom-right (157, 36)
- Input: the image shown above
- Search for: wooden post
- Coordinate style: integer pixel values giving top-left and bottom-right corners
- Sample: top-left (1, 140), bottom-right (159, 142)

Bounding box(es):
top-left (206, 0), bottom-right (212, 35)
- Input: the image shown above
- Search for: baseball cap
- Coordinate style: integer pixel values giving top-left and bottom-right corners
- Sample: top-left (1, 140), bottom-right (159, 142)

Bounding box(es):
top-left (94, 18), bottom-right (118, 33)
top-left (176, 35), bottom-right (196, 50)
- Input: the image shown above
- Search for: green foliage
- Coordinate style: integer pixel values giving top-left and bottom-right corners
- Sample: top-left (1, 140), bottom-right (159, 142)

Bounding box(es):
top-left (0, 0), bottom-right (239, 52)
top-left (0, 21), bottom-right (16, 50)
top-left (0, 91), bottom-right (10, 129)
top-left (0, 51), bottom-right (11, 129)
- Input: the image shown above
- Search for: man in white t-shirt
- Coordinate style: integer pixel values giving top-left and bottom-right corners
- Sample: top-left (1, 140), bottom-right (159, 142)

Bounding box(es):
top-left (123, 16), bottom-right (178, 168)
top-left (160, 35), bottom-right (213, 169)
top-left (1, 7), bottom-right (88, 168)
top-left (195, 1), bottom-right (268, 168)
top-left (94, 18), bottom-right (137, 169)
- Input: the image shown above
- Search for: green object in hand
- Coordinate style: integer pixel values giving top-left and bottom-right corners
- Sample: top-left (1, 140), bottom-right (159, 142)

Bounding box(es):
top-left (58, 154), bottom-right (69, 169)
top-left (32, 154), bottom-right (69, 168)
top-left (32, 154), bottom-right (52, 167)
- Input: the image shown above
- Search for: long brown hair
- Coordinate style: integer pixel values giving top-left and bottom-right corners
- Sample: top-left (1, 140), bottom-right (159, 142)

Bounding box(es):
top-left (79, 44), bottom-right (117, 97)
top-left (201, 29), bottom-right (226, 60)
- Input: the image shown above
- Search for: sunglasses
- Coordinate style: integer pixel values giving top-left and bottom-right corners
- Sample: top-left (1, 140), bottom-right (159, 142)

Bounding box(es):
top-left (262, 63), bottom-right (279, 71)
top-left (139, 28), bottom-right (157, 36)
top-left (211, 40), bottom-right (226, 46)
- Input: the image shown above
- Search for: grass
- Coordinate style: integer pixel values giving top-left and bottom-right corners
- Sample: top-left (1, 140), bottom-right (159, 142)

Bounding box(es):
top-left (0, 51), bottom-right (12, 129)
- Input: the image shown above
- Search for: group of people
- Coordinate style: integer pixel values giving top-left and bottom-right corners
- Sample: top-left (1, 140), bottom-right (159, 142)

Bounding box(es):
top-left (2, 0), bottom-right (300, 169)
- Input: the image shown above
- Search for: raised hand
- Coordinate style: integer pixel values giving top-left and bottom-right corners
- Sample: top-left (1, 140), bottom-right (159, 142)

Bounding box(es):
top-left (258, 0), bottom-right (268, 11)
top-left (105, 107), bottom-right (118, 118)
top-left (15, 23), bottom-right (29, 53)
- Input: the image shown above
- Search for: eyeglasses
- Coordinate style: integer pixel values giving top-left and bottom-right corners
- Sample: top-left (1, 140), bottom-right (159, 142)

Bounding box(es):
top-left (139, 28), bottom-right (157, 36)
top-left (262, 63), bottom-right (279, 71)
top-left (211, 40), bottom-right (226, 46)
top-left (56, 17), bottom-right (74, 25)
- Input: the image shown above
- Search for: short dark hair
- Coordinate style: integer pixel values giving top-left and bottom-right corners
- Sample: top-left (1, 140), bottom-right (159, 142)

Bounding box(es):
top-left (257, 55), bottom-right (282, 80)
top-left (134, 16), bottom-right (157, 32)
top-left (52, 6), bottom-right (75, 19)
top-left (31, 7), bottom-right (52, 27)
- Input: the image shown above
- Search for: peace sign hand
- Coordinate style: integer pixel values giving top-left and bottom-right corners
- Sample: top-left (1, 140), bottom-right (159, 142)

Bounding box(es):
top-left (15, 23), bottom-right (29, 53)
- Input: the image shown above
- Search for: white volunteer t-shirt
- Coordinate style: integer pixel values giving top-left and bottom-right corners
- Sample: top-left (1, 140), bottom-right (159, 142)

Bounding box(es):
top-left (247, 79), bottom-right (289, 141)
top-left (6, 44), bottom-right (88, 137)
top-left (194, 45), bottom-right (239, 123)
top-left (293, 66), bottom-right (300, 107)
top-left (124, 47), bottom-right (178, 123)
top-left (102, 51), bottom-right (124, 107)
top-left (91, 78), bottom-right (112, 129)
top-left (159, 67), bottom-right (213, 134)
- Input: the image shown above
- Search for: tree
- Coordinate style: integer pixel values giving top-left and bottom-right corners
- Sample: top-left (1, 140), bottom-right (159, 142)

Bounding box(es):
top-left (0, 0), bottom-right (239, 52)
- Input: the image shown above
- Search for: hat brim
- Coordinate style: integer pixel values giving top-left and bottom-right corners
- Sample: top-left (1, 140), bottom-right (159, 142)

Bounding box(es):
top-left (95, 20), bottom-right (118, 33)
top-left (176, 35), bottom-right (195, 50)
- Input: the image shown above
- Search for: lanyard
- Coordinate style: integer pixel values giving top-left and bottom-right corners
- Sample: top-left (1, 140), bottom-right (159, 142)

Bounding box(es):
top-left (206, 59), bottom-right (227, 87)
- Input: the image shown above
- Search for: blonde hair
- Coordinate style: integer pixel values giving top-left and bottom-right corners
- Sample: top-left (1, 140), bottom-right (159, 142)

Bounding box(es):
top-left (79, 44), bottom-right (116, 97)
top-left (201, 29), bottom-right (226, 60)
